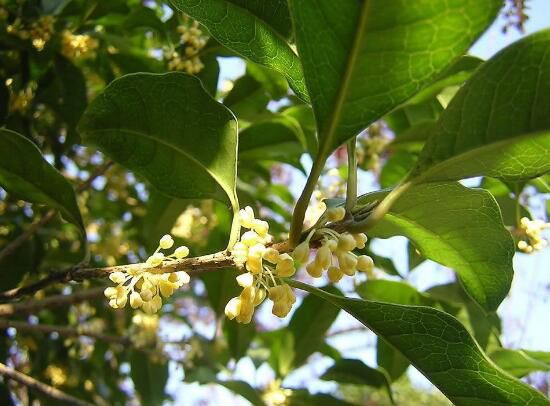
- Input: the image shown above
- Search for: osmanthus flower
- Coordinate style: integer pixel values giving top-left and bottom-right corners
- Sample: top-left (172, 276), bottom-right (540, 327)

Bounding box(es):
top-left (293, 207), bottom-right (375, 283)
top-left (104, 234), bottom-right (191, 314)
top-left (226, 206), bottom-right (297, 323)
top-left (130, 312), bottom-right (160, 348)
top-left (517, 216), bottom-right (550, 253)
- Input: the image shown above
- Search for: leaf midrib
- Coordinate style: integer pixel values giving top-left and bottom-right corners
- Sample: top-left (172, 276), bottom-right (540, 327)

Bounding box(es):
top-left (316, 0), bottom-right (370, 159)
top-left (85, 127), bottom-right (236, 204)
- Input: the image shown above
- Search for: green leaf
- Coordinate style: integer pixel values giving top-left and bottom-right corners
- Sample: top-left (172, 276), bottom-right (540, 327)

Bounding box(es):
top-left (289, 281), bottom-right (549, 406)
top-left (357, 182), bottom-right (514, 312)
top-left (0, 129), bottom-right (83, 230)
top-left (239, 115), bottom-right (306, 167)
top-left (288, 285), bottom-right (341, 367)
top-left (377, 338), bottom-right (409, 382)
top-left (289, 0), bottom-right (500, 156)
top-left (489, 349), bottom-right (550, 378)
top-left (217, 380), bottom-right (266, 406)
top-left (130, 351), bottom-right (169, 406)
top-left (321, 358), bottom-right (394, 404)
top-left (356, 280), bottom-right (432, 307)
top-left (287, 390), bottom-right (356, 406)
top-left (224, 318), bottom-right (255, 360)
top-left (170, 0), bottom-right (308, 101)
top-left (411, 29), bottom-right (550, 183)
top-left (79, 72), bottom-right (238, 211)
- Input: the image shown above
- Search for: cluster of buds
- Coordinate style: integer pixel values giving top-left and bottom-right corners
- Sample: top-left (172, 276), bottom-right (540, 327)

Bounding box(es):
top-left (7, 16), bottom-right (55, 51)
top-left (517, 216), bottom-right (549, 253)
top-left (104, 234), bottom-right (191, 314)
top-left (130, 313), bottom-right (159, 348)
top-left (60, 30), bottom-right (99, 59)
top-left (357, 122), bottom-right (390, 172)
top-left (7, 80), bottom-right (34, 114)
top-left (293, 207), bottom-right (375, 282)
top-left (167, 20), bottom-right (206, 74)
top-left (225, 207), bottom-right (297, 323)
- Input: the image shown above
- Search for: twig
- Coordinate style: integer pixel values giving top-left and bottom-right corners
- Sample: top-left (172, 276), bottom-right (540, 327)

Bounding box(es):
top-left (0, 319), bottom-right (129, 345)
top-left (0, 161), bottom-right (113, 264)
top-left (0, 288), bottom-right (104, 316)
top-left (0, 362), bottom-right (92, 406)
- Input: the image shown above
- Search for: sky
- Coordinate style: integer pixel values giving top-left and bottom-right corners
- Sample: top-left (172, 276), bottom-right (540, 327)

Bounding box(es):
top-left (168, 2), bottom-right (550, 404)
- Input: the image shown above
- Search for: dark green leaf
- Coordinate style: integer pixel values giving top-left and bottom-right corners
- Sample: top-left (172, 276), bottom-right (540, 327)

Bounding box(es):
top-left (288, 285), bottom-right (341, 367)
top-left (377, 338), bottom-right (409, 382)
top-left (289, 281), bottom-right (548, 406)
top-left (412, 30), bottom-right (550, 183)
top-left (224, 318), bottom-right (255, 360)
top-left (356, 280), bottom-right (432, 307)
top-left (239, 115), bottom-right (306, 166)
top-left (217, 380), bottom-right (266, 406)
top-left (357, 182), bottom-right (514, 312)
top-left (130, 352), bottom-right (169, 406)
top-left (79, 73), bottom-right (239, 211)
top-left (0, 129), bottom-right (83, 230)
top-left (170, 0), bottom-right (308, 101)
top-left (290, 0), bottom-right (500, 157)
top-left (321, 358), bottom-right (393, 404)
top-left (287, 390), bottom-right (356, 406)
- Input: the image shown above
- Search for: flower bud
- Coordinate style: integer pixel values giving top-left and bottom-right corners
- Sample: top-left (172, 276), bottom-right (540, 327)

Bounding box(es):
top-left (338, 252), bottom-right (357, 276)
top-left (159, 279), bottom-right (175, 297)
top-left (238, 206), bottom-right (255, 228)
top-left (104, 287), bottom-right (118, 298)
top-left (109, 271), bottom-right (127, 284)
top-left (174, 246), bottom-right (190, 259)
top-left (337, 233), bottom-right (357, 252)
top-left (236, 272), bottom-right (254, 288)
top-left (275, 254), bottom-right (296, 277)
top-left (353, 233), bottom-right (368, 249)
top-left (225, 297), bottom-right (241, 320)
top-left (357, 255), bottom-right (374, 273)
top-left (159, 234), bottom-right (174, 249)
top-left (292, 241), bottom-right (310, 263)
top-left (327, 207), bottom-right (346, 222)
top-left (315, 246), bottom-right (332, 269)
top-left (241, 230), bottom-right (260, 247)
top-left (306, 261), bottom-right (323, 278)
top-left (253, 288), bottom-right (266, 306)
top-left (140, 289), bottom-right (153, 302)
top-left (263, 247), bottom-right (280, 264)
top-left (327, 266), bottom-right (344, 283)
top-left (252, 219), bottom-right (269, 237)
top-left (146, 252), bottom-right (164, 267)
top-left (130, 291), bottom-right (143, 309)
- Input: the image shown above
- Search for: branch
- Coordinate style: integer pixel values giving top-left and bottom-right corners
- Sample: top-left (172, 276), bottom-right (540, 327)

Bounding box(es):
top-left (0, 319), bottom-right (129, 345)
top-left (0, 161), bottom-right (113, 263)
top-left (0, 362), bottom-right (92, 406)
top-left (0, 288), bottom-right (104, 316)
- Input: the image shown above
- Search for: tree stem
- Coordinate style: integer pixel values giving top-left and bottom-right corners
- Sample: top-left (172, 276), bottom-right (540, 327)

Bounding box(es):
top-left (345, 138), bottom-right (357, 212)
top-left (0, 362), bottom-right (92, 406)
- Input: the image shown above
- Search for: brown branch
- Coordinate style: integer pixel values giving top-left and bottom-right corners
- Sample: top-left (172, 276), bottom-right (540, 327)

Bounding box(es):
top-left (0, 240), bottom-right (292, 303)
top-left (0, 362), bottom-right (93, 406)
top-left (0, 319), bottom-right (129, 345)
top-left (0, 161), bottom-right (113, 264)
top-left (0, 288), bottom-right (104, 316)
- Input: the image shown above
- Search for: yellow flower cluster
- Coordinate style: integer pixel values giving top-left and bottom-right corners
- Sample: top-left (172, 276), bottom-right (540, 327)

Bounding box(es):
top-left (225, 207), bottom-right (297, 323)
top-left (517, 217), bottom-right (549, 253)
top-left (7, 15), bottom-right (55, 51)
top-left (293, 207), bottom-right (374, 282)
top-left (7, 82), bottom-right (34, 113)
top-left (167, 21), bottom-right (206, 74)
top-left (60, 30), bottom-right (98, 59)
top-left (104, 234), bottom-right (191, 314)
top-left (130, 313), bottom-right (159, 348)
